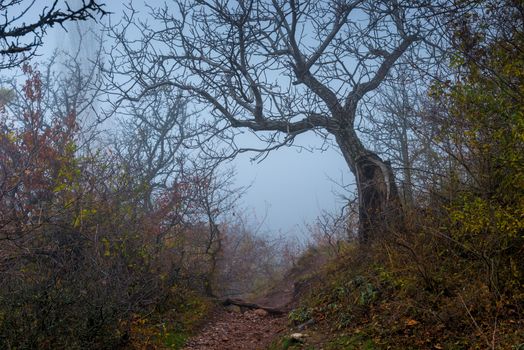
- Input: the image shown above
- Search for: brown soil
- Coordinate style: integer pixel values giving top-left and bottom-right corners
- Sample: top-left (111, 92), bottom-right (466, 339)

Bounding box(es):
top-left (183, 308), bottom-right (287, 350)
top-left (182, 278), bottom-right (295, 349)
top-left (183, 248), bottom-right (328, 349)
top-left (252, 276), bottom-right (295, 312)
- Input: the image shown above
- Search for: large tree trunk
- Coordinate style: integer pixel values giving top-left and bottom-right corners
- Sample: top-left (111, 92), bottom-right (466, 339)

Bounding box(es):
top-left (355, 154), bottom-right (403, 242)
top-left (335, 130), bottom-right (403, 242)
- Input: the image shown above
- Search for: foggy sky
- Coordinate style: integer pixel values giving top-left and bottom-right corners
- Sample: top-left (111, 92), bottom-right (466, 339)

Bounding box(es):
top-left (41, 1), bottom-right (353, 238)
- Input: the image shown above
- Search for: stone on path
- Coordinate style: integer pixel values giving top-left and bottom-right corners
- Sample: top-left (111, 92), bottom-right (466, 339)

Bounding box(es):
top-left (254, 308), bottom-right (269, 317)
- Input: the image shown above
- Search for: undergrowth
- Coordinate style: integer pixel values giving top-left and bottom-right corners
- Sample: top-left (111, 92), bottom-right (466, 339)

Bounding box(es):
top-left (126, 287), bottom-right (212, 349)
top-left (288, 231), bottom-right (523, 350)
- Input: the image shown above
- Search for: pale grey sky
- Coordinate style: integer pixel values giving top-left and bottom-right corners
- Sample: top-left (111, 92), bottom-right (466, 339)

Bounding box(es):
top-left (34, 1), bottom-right (354, 238)
top-left (233, 135), bottom-right (351, 237)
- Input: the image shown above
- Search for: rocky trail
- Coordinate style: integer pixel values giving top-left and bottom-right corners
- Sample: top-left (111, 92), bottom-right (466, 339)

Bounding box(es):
top-left (183, 306), bottom-right (287, 350)
top-left (183, 287), bottom-right (295, 350)
top-left (183, 251), bottom-right (326, 350)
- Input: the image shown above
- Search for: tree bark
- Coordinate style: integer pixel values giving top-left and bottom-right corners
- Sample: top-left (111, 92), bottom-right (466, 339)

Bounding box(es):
top-left (335, 129), bottom-right (403, 242)
top-left (355, 154), bottom-right (403, 242)
top-left (221, 298), bottom-right (285, 315)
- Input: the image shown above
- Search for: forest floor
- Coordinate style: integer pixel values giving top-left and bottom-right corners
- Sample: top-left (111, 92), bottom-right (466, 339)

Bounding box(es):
top-left (183, 280), bottom-right (296, 350)
top-left (182, 307), bottom-right (287, 350)
top-left (183, 251), bottom-right (325, 349)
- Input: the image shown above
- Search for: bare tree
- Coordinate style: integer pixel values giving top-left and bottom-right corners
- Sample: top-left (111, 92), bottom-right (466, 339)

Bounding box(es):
top-left (0, 42), bottom-right (105, 241)
top-left (0, 37), bottom-right (106, 172)
top-left (107, 0), bottom-right (464, 241)
top-left (189, 163), bottom-right (244, 296)
top-left (0, 0), bottom-right (107, 70)
top-left (113, 87), bottom-right (193, 211)
top-left (361, 66), bottom-right (425, 209)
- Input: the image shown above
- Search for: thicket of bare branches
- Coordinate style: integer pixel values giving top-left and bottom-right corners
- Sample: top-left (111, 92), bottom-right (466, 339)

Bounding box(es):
top-left (0, 0), bottom-right (107, 69)
top-left (0, 46), bottom-right (299, 347)
top-left (105, 0), bottom-right (480, 241)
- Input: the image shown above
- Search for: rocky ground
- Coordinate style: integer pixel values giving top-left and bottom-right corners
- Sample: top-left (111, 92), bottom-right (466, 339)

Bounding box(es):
top-left (183, 307), bottom-right (287, 350)
top-left (183, 250), bottom-right (327, 350)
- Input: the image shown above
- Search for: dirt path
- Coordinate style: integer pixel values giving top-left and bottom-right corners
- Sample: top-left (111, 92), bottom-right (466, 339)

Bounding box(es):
top-left (183, 250), bottom-right (328, 349)
top-left (183, 267), bottom-right (300, 350)
top-left (183, 308), bottom-right (287, 350)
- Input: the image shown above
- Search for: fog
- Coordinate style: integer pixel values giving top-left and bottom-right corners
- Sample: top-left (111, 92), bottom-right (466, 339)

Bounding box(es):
top-left (40, 1), bottom-right (353, 238)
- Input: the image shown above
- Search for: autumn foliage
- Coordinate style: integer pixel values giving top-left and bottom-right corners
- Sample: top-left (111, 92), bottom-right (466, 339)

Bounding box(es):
top-left (284, 3), bottom-right (524, 349)
top-left (0, 63), bottom-right (292, 349)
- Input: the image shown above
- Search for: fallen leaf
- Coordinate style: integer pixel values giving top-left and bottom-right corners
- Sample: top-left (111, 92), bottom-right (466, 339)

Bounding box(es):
top-left (406, 319), bottom-right (419, 326)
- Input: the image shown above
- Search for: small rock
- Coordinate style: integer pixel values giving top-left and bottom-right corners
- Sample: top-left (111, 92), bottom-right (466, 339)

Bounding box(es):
top-left (254, 308), bottom-right (269, 317)
top-left (290, 333), bottom-right (308, 342)
top-left (224, 305), bottom-right (242, 313)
